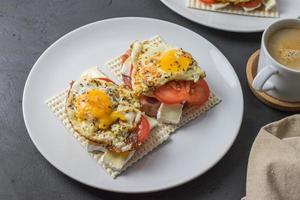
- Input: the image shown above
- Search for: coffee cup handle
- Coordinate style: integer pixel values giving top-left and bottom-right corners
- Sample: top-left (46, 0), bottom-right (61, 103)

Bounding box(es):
top-left (252, 66), bottom-right (278, 92)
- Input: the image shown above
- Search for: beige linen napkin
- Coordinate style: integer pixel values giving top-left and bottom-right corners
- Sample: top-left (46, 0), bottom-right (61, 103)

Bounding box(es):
top-left (243, 114), bottom-right (300, 200)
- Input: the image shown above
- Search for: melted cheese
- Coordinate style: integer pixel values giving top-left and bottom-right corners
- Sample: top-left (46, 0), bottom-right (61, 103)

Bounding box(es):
top-left (75, 89), bottom-right (126, 129)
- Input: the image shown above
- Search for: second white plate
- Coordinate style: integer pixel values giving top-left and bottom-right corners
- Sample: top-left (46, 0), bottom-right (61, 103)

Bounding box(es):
top-left (23, 17), bottom-right (243, 193)
top-left (161, 0), bottom-right (300, 32)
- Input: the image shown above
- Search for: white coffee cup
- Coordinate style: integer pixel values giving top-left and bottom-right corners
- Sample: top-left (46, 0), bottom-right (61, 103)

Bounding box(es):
top-left (252, 19), bottom-right (300, 102)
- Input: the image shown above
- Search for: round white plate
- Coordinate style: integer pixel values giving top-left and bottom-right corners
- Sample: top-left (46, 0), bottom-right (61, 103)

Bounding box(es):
top-left (23, 17), bottom-right (243, 193)
top-left (161, 0), bottom-right (300, 32)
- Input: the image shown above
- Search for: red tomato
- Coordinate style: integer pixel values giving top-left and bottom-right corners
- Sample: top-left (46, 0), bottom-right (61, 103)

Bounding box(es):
top-left (153, 80), bottom-right (210, 106)
top-left (98, 77), bottom-right (115, 83)
top-left (137, 116), bottom-right (150, 144)
top-left (239, 0), bottom-right (261, 8)
top-left (122, 74), bottom-right (132, 89)
top-left (186, 79), bottom-right (210, 106)
top-left (200, 0), bottom-right (217, 4)
top-left (153, 81), bottom-right (188, 104)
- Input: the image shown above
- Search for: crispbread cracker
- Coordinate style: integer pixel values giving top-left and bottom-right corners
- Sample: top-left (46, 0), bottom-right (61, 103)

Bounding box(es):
top-left (186, 0), bottom-right (279, 18)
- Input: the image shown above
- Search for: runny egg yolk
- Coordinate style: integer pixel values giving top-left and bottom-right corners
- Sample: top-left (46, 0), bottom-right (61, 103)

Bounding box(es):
top-left (159, 49), bottom-right (193, 73)
top-left (75, 89), bottom-right (126, 129)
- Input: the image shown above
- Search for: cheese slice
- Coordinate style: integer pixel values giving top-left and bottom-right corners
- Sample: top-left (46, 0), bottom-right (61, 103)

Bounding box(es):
top-left (121, 57), bottom-right (131, 76)
top-left (157, 103), bottom-right (183, 124)
top-left (262, 0), bottom-right (276, 11)
top-left (80, 66), bottom-right (106, 79)
top-left (211, 3), bottom-right (230, 10)
top-left (144, 115), bottom-right (158, 130)
top-left (86, 143), bottom-right (106, 153)
top-left (131, 41), bottom-right (142, 65)
top-left (101, 150), bottom-right (135, 171)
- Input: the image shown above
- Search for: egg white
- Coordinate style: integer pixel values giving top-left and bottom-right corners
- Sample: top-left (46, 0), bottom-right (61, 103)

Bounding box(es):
top-left (66, 77), bottom-right (142, 152)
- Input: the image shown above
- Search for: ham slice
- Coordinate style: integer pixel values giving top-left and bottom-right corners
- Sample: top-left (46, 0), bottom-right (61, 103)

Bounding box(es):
top-left (140, 95), bottom-right (161, 117)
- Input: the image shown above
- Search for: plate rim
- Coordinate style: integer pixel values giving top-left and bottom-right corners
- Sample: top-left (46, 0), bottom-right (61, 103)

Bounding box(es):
top-left (22, 17), bottom-right (244, 193)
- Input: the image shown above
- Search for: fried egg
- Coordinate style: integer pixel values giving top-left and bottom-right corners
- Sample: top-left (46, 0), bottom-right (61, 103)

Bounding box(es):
top-left (123, 38), bottom-right (206, 95)
top-left (66, 77), bottom-right (142, 152)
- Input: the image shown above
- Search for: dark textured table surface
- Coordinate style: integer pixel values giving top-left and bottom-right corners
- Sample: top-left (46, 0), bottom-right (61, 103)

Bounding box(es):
top-left (0, 1), bottom-right (291, 199)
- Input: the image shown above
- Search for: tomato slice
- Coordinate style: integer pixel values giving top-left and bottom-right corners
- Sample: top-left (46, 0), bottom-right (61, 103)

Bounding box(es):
top-left (186, 79), bottom-right (210, 106)
top-left (200, 0), bottom-right (217, 4)
top-left (153, 80), bottom-right (210, 106)
top-left (137, 116), bottom-right (150, 144)
top-left (98, 77), bottom-right (115, 83)
top-left (239, 0), bottom-right (261, 8)
top-left (153, 81), bottom-right (188, 104)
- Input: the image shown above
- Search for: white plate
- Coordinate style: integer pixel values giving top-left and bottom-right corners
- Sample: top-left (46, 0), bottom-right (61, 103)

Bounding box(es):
top-left (161, 0), bottom-right (300, 32)
top-left (23, 17), bottom-right (243, 193)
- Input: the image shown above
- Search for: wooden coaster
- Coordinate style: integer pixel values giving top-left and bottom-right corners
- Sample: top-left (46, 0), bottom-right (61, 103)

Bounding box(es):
top-left (246, 50), bottom-right (300, 111)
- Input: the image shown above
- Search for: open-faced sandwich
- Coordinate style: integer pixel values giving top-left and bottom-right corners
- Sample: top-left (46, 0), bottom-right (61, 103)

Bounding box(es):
top-left (187, 0), bottom-right (278, 18)
top-left (199, 0), bottom-right (276, 11)
top-left (118, 36), bottom-right (210, 125)
top-left (65, 71), bottom-right (158, 171)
